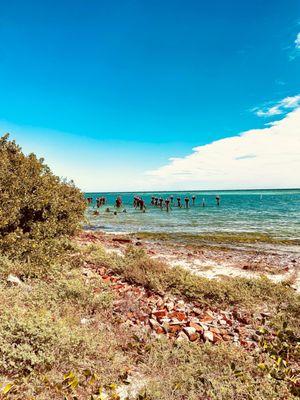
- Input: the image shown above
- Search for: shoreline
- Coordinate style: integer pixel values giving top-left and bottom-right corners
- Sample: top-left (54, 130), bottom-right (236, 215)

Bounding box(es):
top-left (79, 229), bottom-right (300, 292)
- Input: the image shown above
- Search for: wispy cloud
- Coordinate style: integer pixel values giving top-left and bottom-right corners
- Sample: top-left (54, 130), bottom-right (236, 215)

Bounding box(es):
top-left (289, 32), bottom-right (300, 60)
top-left (295, 32), bottom-right (300, 49)
top-left (146, 106), bottom-right (300, 190)
top-left (254, 94), bottom-right (300, 118)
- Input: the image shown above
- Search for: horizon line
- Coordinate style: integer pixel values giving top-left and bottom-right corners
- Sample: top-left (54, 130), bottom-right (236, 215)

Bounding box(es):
top-left (83, 187), bottom-right (300, 194)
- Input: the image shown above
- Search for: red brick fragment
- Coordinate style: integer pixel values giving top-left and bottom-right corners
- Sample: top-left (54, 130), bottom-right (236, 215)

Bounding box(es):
top-left (169, 324), bottom-right (182, 333)
top-left (113, 284), bottom-right (124, 290)
top-left (152, 310), bottom-right (167, 318)
top-left (189, 322), bottom-right (203, 332)
top-left (209, 327), bottom-right (220, 334)
top-left (171, 311), bottom-right (186, 321)
top-left (155, 326), bottom-right (165, 334)
top-left (183, 327), bottom-right (199, 342)
top-left (200, 315), bottom-right (213, 324)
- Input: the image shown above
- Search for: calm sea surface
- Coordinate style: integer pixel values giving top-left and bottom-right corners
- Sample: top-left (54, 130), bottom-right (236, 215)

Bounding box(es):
top-left (84, 190), bottom-right (300, 242)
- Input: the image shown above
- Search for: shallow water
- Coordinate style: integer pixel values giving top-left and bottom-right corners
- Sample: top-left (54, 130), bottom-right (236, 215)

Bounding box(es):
top-left (84, 189), bottom-right (300, 243)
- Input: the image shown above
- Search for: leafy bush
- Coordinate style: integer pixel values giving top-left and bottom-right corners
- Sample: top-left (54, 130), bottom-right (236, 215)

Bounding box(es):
top-left (0, 134), bottom-right (86, 261)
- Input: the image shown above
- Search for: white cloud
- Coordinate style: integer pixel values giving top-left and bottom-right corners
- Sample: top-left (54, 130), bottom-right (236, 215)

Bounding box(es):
top-left (146, 107), bottom-right (300, 190)
top-left (255, 94), bottom-right (300, 117)
top-left (295, 32), bottom-right (300, 49)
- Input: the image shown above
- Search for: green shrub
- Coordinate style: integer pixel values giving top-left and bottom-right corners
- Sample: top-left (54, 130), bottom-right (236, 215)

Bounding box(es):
top-left (0, 134), bottom-right (86, 261)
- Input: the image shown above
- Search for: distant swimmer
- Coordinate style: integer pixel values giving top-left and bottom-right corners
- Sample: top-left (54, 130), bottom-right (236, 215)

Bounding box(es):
top-left (123, 209), bottom-right (127, 213)
top-left (165, 198), bottom-right (170, 212)
top-left (151, 196), bottom-right (155, 206)
top-left (105, 207), bottom-right (110, 212)
top-left (192, 195), bottom-right (196, 206)
top-left (216, 195), bottom-right (220, 206)
top-left (170, 195), bottom-right (174, 203)
top-left (114, 211), bottom-right (117, 215)
top-left (93, 210), bottom-right (99, 215)
top-left (184, 197), bottom-right (190, 209)
top-left (154, 197), bottom-right (159, 207)
top-left (202, 198), bottom-right (205, 207)
top-left (159, 198), bottom-right (164, 208)
top-left (177, 197), bottom-right (181, 208)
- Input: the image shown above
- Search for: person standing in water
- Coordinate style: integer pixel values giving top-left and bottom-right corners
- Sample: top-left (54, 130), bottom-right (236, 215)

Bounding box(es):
top-left (170, 195), bottom-right (174, 204)
top-left (140, 198), bottom-right (145, 211)
top-left (116, 196), bottom-right (122, 208)
top-left (192, 195), bottom-right (196, 206)
top-left (165, 198), bottom-right (170, 212)
top-left (184, 196), bottom-right (190, 208)
top-left (177, 197), bottom-right (181, 207)
top-left (202, 198), bottom-right (205, 207)
top-left (216, 195), bottom-right (220, 206)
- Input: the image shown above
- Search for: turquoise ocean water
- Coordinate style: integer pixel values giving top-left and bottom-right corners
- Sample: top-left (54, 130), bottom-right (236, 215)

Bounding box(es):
top-left (84, 189), bottom-right (300, 244)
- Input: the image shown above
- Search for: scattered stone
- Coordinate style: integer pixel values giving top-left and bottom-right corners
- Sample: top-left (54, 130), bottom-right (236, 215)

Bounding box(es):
top-left (189, 321), bottom-right (203, 332)
top-left (183, 326), bottom-right (199, 341)
top-left (193, 307), bottom-right (202, 315)
top-left (82, 256), bottom-right (261, 350)
top-left (176, 331), bottom-right (189, 342)
top-left (7, 274), bottom-right (23, 286)
top-left (199, 323), bottom-right (209, 331)
top-left (169, 324), bottom-right (182, 333)
top-left (166, 301), bottom-right (175, 311)
top-left (82, 268), bottom-right (95, 278)
top-left (80, 318), bottom-right (92, 325)
top-left (203, 330), bottom-right (214, 342)
top-left (152, 309), bottom-right (167, 319)
top-left (171, 311), bottom-right (186, 321)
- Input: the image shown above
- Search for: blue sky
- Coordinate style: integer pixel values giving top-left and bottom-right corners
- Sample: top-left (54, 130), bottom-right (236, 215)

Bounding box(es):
top-left (0, 0), bottom-right (300, 190)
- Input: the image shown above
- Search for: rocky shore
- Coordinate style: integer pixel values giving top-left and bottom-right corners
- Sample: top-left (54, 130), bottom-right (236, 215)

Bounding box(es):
top-left (78, 230), bottom-right (300, 292)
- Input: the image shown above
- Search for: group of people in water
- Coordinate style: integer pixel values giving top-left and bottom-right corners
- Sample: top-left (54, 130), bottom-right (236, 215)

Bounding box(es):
top-left (87, 194), bottom-right (221, 215)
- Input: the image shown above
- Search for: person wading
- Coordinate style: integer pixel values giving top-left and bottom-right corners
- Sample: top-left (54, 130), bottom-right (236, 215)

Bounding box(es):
top-left (184, 197), bottom-right (190, 208)
top-left (165, 198), bottom-right (170, 212)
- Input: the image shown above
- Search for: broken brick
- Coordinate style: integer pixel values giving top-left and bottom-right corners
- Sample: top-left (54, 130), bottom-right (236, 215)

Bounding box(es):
top-left (183, 327), bottom-right (199, 342)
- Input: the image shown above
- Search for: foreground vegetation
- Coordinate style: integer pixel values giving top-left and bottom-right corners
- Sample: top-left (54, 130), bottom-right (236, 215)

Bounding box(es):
top-left (0, 135), bottom-right (299, 399)
top-left (0, 244), bottom-right (299, 399)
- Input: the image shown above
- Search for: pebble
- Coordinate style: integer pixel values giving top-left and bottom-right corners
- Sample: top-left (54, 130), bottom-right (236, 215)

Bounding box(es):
top-left (7, 274), bottom-right (23, 286)
top-left (203, 330), bottom-right (214, 342)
